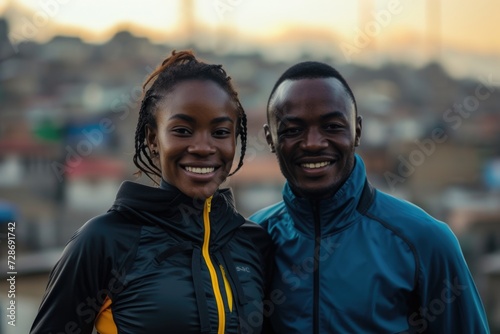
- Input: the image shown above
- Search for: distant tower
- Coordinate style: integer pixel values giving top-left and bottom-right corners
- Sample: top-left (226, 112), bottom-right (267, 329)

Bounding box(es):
top-left (182, 0), bottom-right (195, 43)
top-left (426, 0), bottom-right (441, 60)
top-left (358, 0), bottom-right (376, 60)
top-left (0, 13), bottom-right (16, 62)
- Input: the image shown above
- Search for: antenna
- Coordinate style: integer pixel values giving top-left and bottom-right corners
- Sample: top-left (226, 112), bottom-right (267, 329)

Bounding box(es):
top-left (358, 0), bottom-right (376, 64)
top-left (426, 0), bottom-right (441, 60)
top-left (182, 0), bottom-right (195, 43)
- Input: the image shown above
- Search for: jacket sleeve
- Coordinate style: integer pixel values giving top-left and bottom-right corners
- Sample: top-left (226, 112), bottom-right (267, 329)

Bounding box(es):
top-left (30, 214), bottom-right (125, 334)
top-left (412, 220), bottom-right (490, 333)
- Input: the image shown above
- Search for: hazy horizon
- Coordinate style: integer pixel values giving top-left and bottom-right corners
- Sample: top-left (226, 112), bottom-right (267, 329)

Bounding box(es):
top-left (2, 0), bottom-right (500, 80)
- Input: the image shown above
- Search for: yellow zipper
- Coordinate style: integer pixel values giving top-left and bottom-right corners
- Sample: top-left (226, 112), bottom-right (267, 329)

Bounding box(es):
top-left (202, 196), bottom-right (225, 334)
top-left (220, 264), bottom-right (233, 312)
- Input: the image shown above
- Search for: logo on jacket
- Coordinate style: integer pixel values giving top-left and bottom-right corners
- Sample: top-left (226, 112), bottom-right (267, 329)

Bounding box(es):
top-left (236, 266), bottom-right (250, 273)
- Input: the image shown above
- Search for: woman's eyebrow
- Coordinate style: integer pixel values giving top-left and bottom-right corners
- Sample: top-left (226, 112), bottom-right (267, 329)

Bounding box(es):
top-left (168, 114), bottom-right (234, 125)
top-left (169, 114), bottom-right (196, 123)
top-left (211, 116), bottom-right (234, 124)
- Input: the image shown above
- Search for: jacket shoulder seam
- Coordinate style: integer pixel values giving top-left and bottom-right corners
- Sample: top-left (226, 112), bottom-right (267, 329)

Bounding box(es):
top-left (364, 211), bottom-right (420, 289)
top-left (105, 210), bottom-right (143, 295)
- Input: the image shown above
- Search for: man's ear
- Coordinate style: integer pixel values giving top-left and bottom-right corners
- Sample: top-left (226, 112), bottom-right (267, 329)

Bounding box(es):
top-left (354, 115), bottom-right (362, 147)
top-left (146, 125), bottom-right (158, 155)
top-left (263, 124), bottom-right (275, 153)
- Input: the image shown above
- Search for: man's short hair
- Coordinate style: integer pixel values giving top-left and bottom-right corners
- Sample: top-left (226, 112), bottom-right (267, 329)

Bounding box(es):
top-left (267, 61), bottom-right (357, 121)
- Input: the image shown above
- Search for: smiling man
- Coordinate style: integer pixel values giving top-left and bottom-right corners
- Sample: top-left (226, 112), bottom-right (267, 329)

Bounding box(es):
top-left (250, 61), bottom-right (489, 333)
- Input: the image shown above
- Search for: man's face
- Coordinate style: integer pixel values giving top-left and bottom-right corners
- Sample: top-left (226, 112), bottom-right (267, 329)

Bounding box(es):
top-left (264, 77), bottom-right (362, 199)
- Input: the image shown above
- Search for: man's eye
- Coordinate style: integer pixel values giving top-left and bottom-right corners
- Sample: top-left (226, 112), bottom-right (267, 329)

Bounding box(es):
top-left (280, 128), bottom-right (301, 136)
top-left (325, 123), bottom-right (343, 130)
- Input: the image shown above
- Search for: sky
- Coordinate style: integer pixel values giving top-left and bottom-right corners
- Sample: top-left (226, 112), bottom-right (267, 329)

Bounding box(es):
top-left (2, 0), bottom-right (500, 79)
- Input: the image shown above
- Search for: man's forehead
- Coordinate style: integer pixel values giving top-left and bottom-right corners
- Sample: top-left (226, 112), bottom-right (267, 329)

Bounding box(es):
top-left (270, 78), bottom-right (351, 115)
top-left (270, 80), bottom-right (295, 107)
top-left (270, 77), bottom-right (347, 107)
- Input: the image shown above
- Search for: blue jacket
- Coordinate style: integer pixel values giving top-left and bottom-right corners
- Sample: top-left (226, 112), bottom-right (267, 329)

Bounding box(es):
top-left (250, 154), bottom-right (489, 333)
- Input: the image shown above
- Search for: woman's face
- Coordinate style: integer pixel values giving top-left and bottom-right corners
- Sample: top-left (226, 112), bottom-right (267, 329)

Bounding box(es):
top-left (147, 79), bottom-right (238, 199)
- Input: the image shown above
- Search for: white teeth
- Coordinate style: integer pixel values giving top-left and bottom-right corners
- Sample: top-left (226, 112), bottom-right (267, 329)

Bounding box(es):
top-left (185, 167), bottom-right (215, 174)
top-left (302, 161), bottom-right (330, 169)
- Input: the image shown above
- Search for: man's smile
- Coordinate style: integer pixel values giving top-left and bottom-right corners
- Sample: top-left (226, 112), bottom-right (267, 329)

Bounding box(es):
top-left (301, 161), bottom-right (331, 169)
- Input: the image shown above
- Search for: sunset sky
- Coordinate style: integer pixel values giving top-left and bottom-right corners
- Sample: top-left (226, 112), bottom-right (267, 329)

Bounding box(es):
top-left (2, 0), bottom-right (499, 79)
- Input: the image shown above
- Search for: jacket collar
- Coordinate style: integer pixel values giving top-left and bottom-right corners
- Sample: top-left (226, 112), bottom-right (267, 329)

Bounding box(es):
top-left (283, 154), bottom-right (370, 237)
top-left (110, 180), bottom-right (245, 247)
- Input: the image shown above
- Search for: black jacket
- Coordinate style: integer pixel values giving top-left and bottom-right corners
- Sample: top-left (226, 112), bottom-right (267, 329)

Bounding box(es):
top-left (30, 180), bottom-right (271, 334)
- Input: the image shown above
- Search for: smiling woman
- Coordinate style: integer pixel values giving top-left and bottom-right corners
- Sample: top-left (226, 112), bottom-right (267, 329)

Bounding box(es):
top-left (134, 51), bottom-right (247, 198)
top-left (143, 79), bottom-right (238, 199)
top-left (29, 50), bottom-right (272, 334)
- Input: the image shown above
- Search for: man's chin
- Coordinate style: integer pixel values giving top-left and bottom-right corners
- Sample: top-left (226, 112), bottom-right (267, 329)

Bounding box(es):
top-left (291, 184), bottom-right (337, 200)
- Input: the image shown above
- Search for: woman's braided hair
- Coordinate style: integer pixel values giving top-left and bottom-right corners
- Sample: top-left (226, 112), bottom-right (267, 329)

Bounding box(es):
top-left (132, 50), bottom-right (247, 185)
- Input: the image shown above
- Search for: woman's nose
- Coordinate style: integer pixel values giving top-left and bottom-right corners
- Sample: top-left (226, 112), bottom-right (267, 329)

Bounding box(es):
top-left (187, 133), bottom-right (216, 156)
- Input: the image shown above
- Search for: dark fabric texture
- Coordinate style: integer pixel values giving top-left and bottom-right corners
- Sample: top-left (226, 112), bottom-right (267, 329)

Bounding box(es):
top-left (31, 181), bottom-right (271, 334)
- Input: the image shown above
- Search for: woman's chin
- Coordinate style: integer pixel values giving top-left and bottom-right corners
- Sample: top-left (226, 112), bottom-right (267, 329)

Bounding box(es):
top-left (183, 185), bottom-right (218, 201)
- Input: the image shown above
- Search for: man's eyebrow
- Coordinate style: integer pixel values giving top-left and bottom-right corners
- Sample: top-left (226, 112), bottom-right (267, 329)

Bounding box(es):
top-left (278, 111), bottom-right (347, 124)
top-left (320, 111), bottom-right (348, 120)
top-left (277, 115), bottom-right (303, 124)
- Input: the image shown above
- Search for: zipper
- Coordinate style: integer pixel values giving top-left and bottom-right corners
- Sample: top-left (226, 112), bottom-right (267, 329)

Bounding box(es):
top-left (202, 196), bottom-right (226, 334)
top-left (312, 202), bottom-right (321, 334)
top-left (220, 264), bottom-right (233, 312)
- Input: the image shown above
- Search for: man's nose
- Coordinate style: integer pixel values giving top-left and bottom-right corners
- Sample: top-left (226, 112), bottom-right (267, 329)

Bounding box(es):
top-left (300, 128), bottom-right (328, 151)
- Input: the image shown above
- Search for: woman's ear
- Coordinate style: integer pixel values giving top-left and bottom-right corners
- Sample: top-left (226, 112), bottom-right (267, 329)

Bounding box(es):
top-left (146, 125), bottom-right (158, 156)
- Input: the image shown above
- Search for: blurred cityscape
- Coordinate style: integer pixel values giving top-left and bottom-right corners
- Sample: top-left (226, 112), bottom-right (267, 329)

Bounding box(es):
top-left (1, 5), bottom-right (500, 331)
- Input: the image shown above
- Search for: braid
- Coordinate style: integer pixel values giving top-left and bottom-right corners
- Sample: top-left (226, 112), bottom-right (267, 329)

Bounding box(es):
top-left (229, 98), bottom-right (246, 176)
top-left (133, 93), bottom-right (162, 184)
top-left (142, 51), bottom-right (197, 92)
top-left (132, 50), bottom-right (247, 184)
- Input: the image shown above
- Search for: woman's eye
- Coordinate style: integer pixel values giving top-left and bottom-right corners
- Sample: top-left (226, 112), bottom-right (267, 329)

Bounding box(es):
top-left (172, 128), bottom-right (191, 135)
top-left (214, 129), bottom-right (231, 137)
